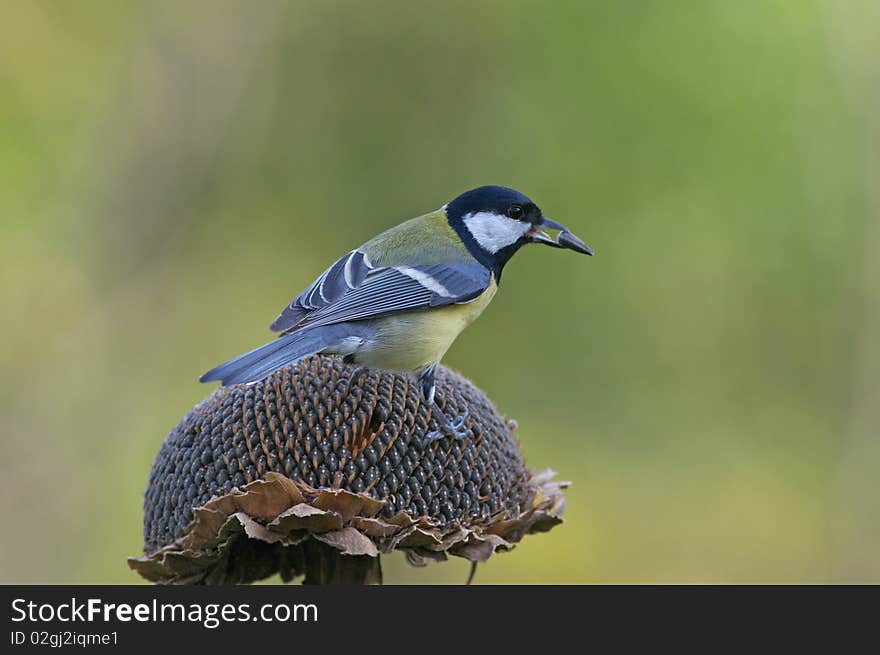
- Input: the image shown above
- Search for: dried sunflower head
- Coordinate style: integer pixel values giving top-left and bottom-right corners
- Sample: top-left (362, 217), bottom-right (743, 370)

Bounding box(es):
top-left (129, 355), bottom-right (567, 584)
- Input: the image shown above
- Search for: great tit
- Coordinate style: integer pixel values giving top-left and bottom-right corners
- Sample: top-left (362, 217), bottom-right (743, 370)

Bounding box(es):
top-left (201, 185), bottom-right (592, 445)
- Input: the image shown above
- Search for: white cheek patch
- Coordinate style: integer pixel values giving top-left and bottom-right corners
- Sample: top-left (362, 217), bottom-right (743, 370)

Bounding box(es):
top-left (463, 211), bottom-right (530, 253)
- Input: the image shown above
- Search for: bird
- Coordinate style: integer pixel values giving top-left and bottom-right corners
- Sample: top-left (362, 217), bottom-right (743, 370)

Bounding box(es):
top-left (200, 185), bottom-right (592, 446)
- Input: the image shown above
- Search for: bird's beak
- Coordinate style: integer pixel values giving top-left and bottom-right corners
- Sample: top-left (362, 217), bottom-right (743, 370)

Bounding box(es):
top-left (529, 217), bottom-right (594, 255)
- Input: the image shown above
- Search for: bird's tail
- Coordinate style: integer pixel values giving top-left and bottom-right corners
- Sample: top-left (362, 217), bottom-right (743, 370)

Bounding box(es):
top-left (199, 324), bottom-right (366, 386)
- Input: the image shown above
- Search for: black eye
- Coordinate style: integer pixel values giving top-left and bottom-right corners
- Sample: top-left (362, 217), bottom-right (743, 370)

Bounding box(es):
top-left (507, 205), bottom-right (524, 220)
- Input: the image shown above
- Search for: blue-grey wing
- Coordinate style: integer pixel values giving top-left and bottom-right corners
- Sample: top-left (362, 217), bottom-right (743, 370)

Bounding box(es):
top-left (270, 249), bottom-right (375, 333)
top-left (289, 262), bottom-right (491, 331)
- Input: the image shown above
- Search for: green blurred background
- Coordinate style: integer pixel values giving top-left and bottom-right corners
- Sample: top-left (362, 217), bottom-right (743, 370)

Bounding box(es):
top-left (1, 1), bottom-right (878, 584)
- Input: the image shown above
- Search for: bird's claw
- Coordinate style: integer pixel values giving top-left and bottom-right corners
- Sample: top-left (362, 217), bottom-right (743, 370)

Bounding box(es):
top-left (453, 410), bottom-right (474, 434)
top-left (419, 408), bottom-right (472, 448)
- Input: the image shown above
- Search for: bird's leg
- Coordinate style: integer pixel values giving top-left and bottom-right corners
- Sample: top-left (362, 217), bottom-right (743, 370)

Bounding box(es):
top-left (416, 365), bottom-right (472, 448)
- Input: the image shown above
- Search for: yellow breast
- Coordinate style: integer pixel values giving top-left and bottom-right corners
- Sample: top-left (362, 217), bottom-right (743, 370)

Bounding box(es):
top-left (356, 278), bottom-right (498, 372)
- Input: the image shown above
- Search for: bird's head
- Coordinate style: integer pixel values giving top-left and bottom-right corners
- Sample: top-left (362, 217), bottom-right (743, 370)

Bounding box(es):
top-left (445, 185), bottom-right (592, 276)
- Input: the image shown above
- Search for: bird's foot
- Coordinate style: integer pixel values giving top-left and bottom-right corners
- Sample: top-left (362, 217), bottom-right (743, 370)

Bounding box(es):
top-left (418, 406), bottom-right (472, 448)
top-left (340, 365), bottom-right (368, 396)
